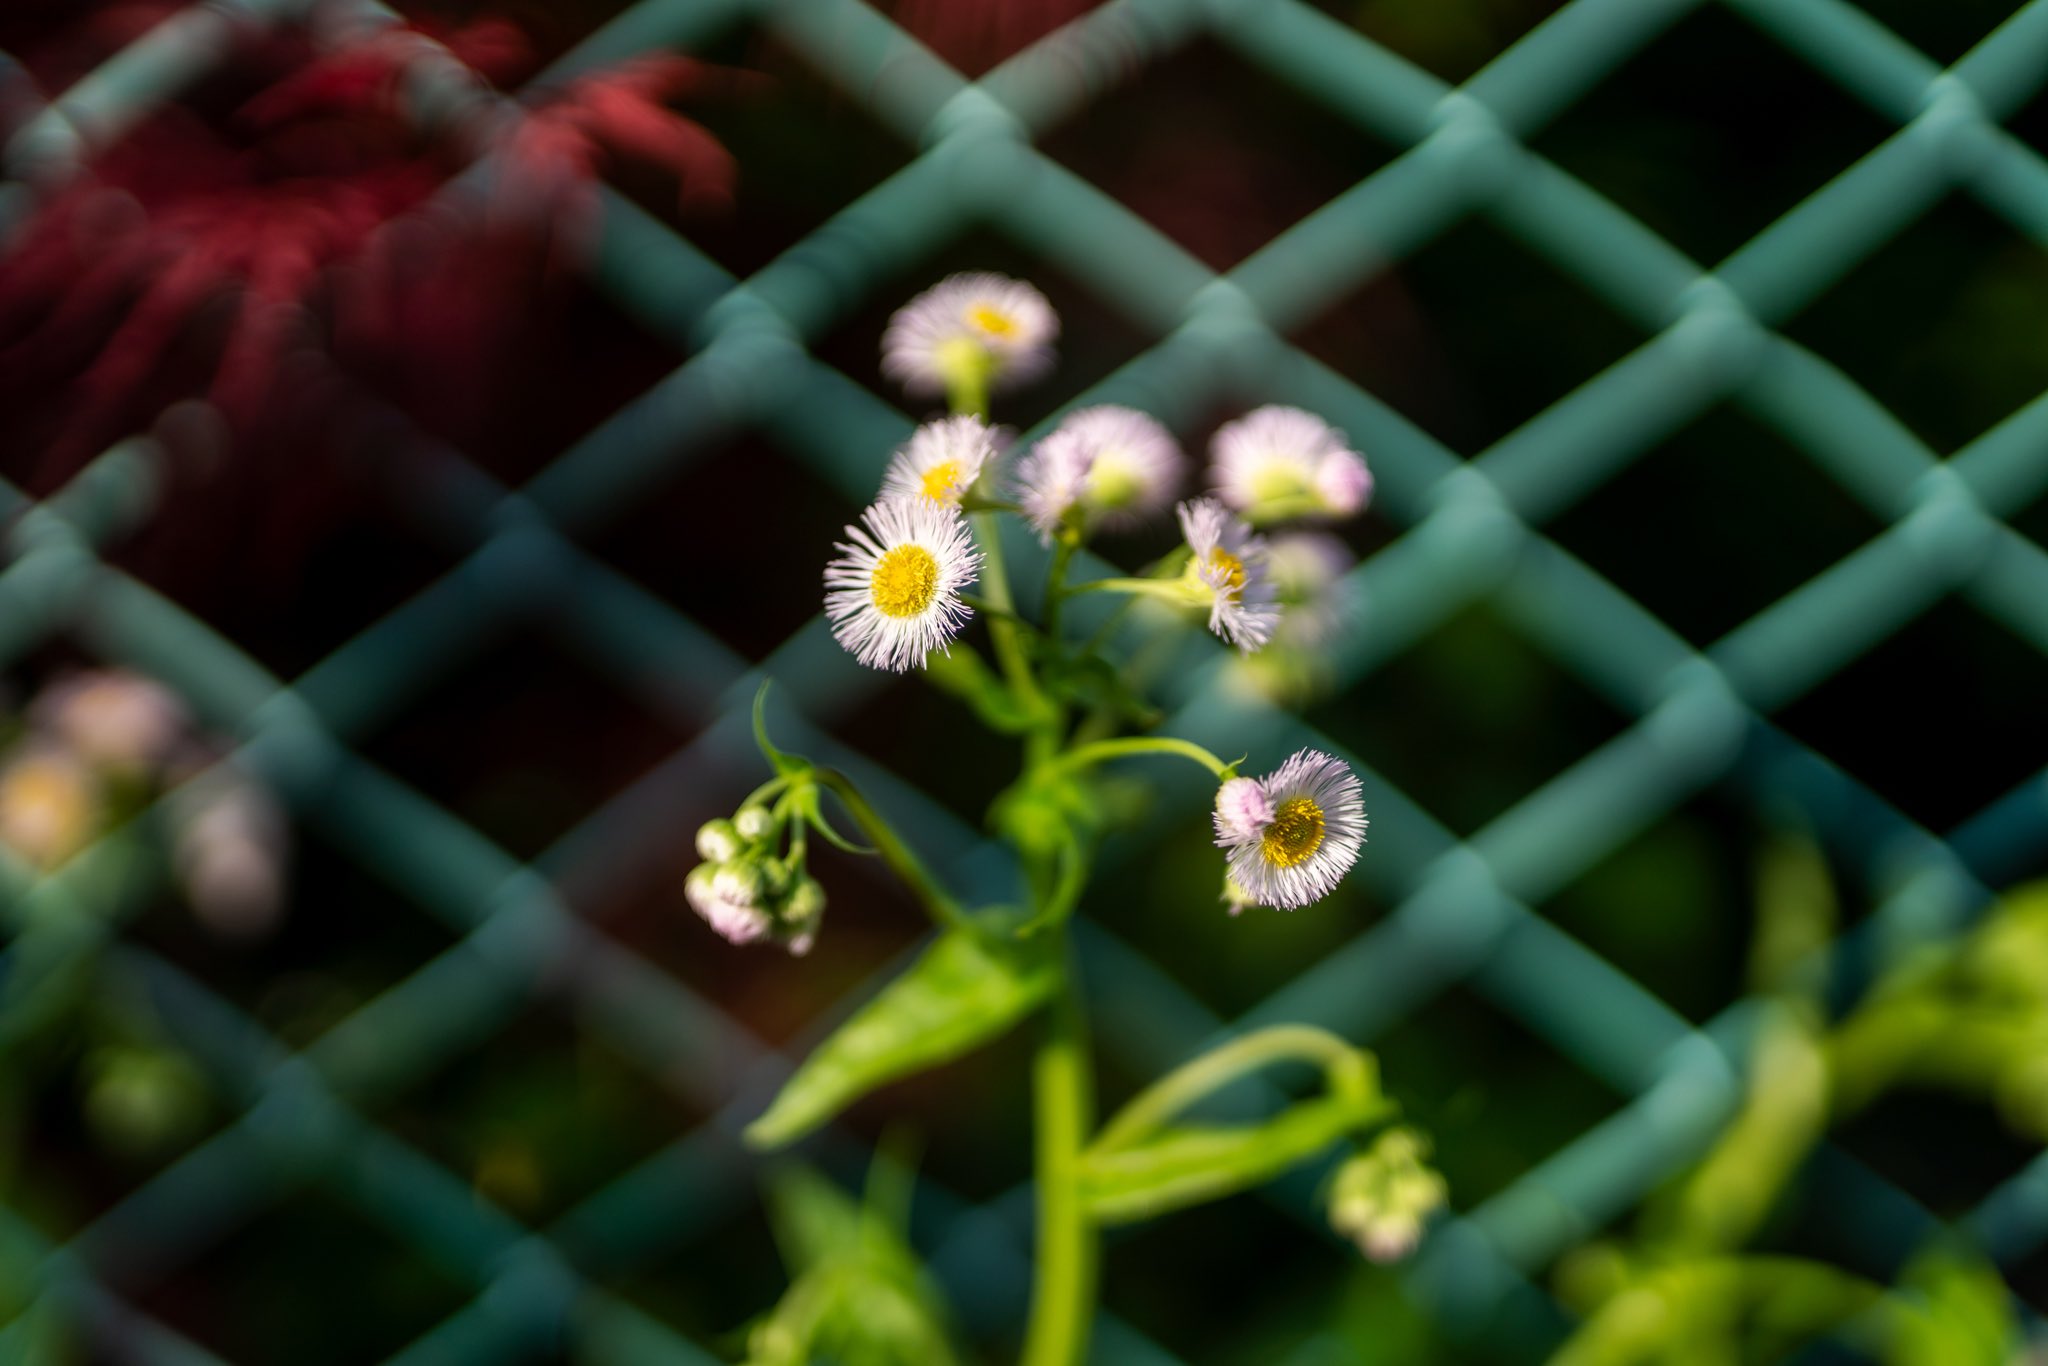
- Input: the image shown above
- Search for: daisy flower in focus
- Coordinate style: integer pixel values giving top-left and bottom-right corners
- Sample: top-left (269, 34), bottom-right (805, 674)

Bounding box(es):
top-left (1211, 748), bottom-right (1366, 909)
top-left (1210, 406), bottom-right (1372, 524)
top-left (881, 415), bottom-right (1003, 508)
top-left (1016, 405), bottom-right (1183, 543)
top-left (1177, 497), bottom-right (1280, 652)
top-left (824, 498), bottom-right (982, 672)
top-left (882, 272), bottom-right (1058, 399)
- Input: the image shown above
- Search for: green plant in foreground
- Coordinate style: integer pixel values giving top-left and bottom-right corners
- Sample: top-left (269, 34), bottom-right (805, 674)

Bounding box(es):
top-left (687, 274), bottom-right (1440, 1365)
top-left (1548, 837), bottom-right (2048, 1365)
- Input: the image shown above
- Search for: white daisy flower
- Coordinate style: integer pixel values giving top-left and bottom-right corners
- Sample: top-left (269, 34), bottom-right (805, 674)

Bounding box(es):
top-left (824, 497), bottom-right (981, 673)
top-left (880, 415), bottom-right (1003, 508)
top-left (1176, 497), bottom-right (1281, 652)
top-left (881, 272), bottom-right (1058, 398)
top-left (1211, 748), bottom-right (1367, 909)
top-left (1017, 406), bottom-right (1183, 543)
top-left (1210, 406), bottom-right (1372, 523)
top-left (1267, 531), bottom-right (1358, 650)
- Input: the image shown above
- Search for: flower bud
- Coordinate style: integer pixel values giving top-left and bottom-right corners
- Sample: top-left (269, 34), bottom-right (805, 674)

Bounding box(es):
top-left (696, 818), bottom-right (742, 863)
top-left (1327, 1128), bottom-right (1447, 1263)
top-left (782, 877), bottom-right (826, 957)
top-left (1212, 777), bottom-right (1273, 843)
top-left (785, 875), bottom-right (826, 922)
top-left (734, 804), bottom-right (776, 842)
top-left (686, 861), bottom-right (771, 946)
top-left (759, 858), bottom-right (796, 905)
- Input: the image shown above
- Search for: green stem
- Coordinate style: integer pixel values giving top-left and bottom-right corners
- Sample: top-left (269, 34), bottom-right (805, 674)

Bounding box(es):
top-left (1094, 1025), bottom-right (1370, 1152)
top-left (1022, 944), bottom-right (1096, 1366)
top-left (974, 513), bottom-right (1052, 719)
top-left (1042, 535), bottom-right (1078, 642)
top-left (811, 769), bottom-right (972, 935)
top-left (1044, 736), bottom-right (1231, 782)
top-left (1018, 837), bottom-right (1089, 936)
top-left (1066, 577), bottom-right (1193, 603)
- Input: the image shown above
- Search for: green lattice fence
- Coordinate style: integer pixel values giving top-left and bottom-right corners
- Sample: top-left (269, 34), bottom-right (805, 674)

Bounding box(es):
top-left (6, 0), bottom-right (2048, 1360)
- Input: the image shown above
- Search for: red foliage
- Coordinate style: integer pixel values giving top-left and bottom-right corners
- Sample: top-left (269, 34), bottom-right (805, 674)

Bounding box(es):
top-left (0, 9), bottom-right (736, 490)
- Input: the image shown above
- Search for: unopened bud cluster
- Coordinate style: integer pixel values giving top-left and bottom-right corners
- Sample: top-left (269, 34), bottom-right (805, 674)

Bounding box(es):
top-left (1326, 1126), bottom-right (1448, 1263)
top-left (687, 804), bottom-right (824, 956)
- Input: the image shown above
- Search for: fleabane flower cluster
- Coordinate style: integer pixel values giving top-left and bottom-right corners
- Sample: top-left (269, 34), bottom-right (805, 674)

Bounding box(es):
top-left (1213, 748), bottom-right (1367, 910)
top-left (882, 272), bottom-right (1057, 399)
top-left (687, 805), bottom-right (825, 955)
top-left (1210, 406), bottom-right (1372, 524)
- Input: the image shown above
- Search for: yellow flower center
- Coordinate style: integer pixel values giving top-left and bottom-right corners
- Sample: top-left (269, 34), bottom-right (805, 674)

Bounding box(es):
top-left (870, 544), bottom-right (941, 619)
top-left (1209, 548), bottom-right (1246, 599)
top-left (1261, 796), bottom-right (1326, 868)
top-left (968, 303), bottom-right (1018, 338)
top-left (919, 460), bottom-right (965, 503)
top-left (1182, 547), bottom-right (1247, 606)
top-left (0, 757), bottom-right (96, 869)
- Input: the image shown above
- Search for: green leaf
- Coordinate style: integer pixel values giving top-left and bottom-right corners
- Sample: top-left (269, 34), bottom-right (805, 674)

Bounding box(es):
top-left (1883, 1249), bottom-right (2019, 1366)
top-left (746, 930), bottom-right (1059, 1148)
top-left (747, 1164), bottom-right (959, 1366)
top-left (1078, 1095), bottom-right (1374, 1224)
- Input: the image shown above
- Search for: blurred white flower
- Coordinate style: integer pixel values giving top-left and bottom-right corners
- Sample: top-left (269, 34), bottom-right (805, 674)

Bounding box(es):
top-left (824, 497), bottom-right (981, 673)
top-left (880, 415), bottom-right (1004, 508)
top-left (1210, 406), bottom-right (1372, 524)
top-left (881, 272), bottom-right (1057, 398)
top-left (33, 669), bottom-right (188, 776)
top-left (1017, 406), bottom-right (1183, 543)
top-left (1267, 531), bottom-right (1358, 650)
top-left (174, 777), bottom-right (289, 938)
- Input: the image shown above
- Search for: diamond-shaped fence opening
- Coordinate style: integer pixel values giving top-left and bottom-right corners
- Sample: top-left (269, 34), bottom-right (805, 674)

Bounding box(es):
top-left (6, 0), bottom-right (2048, 1362)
